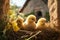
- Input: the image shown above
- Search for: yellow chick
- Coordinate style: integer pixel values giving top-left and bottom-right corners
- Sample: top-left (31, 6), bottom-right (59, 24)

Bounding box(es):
top-left (11, 20), bottom-right (20, 32)
top-left (36, 18), bottom-right (47, 30)
top-left (23, 15), bottom-right (36, 31)
top-left (45, 21), bottom-right (50, 27)
top-left (17, 16), bottom-right (24, 29)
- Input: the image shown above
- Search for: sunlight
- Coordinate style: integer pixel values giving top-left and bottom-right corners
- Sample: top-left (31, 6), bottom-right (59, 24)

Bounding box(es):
top-left (10, 0), bottom-right (26, 7)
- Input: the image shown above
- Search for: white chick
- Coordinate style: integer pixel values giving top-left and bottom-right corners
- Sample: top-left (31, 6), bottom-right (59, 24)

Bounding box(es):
top-left (17, 16), bottom-right (24, 30)
top-left (36, 18), bottom-right (47, 30)
top-left (23, 15), bottom-right (36, 31)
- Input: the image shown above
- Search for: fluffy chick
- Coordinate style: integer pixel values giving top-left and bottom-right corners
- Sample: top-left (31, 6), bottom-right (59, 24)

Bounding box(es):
top-left (36, 18), bottom-right (47, 30)
top-left (23, 15), bottom-right (36, 31)
top-left (45, 21), bottom-right (50, 27)
top-left (17, 16), bottom-right (24, 30)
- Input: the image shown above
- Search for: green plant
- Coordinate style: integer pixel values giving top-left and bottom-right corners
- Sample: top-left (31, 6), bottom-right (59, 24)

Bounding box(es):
top-left (0, 18), bottom-right (8, 40)
top-left (45, 12), bottom-right (50, 21)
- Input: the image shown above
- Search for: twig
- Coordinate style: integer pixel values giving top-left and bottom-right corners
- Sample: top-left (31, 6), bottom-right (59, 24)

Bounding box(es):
top-left (21, 35), bottom-right (29, 38)
top-left (26, 31), bottom-right (41, 40)
top-left (19, 30), bottom-right (33, 35)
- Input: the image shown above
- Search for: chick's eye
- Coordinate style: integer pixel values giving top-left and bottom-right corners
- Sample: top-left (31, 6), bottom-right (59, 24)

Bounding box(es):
top-left (32, 19), bottom-right (34, 20)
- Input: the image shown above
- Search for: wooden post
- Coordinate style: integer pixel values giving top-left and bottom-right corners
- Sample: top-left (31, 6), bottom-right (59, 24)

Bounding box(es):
top-left (0, 0), bottom-right (9, 19)
top-left (48, 0), bottom-right (60, 30)
top-left (0, 0), bottom-right (9, 31)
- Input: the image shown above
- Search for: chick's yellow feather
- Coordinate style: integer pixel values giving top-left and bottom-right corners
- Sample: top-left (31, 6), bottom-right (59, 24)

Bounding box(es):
top-left (17, 16), bottom-right (24, 29)
top-left (36, 18), bottom-right (47, 30)
top-left (24, 15), bottom-right (36, 31)
top-left (12, 21), bottom-right (20, 32)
